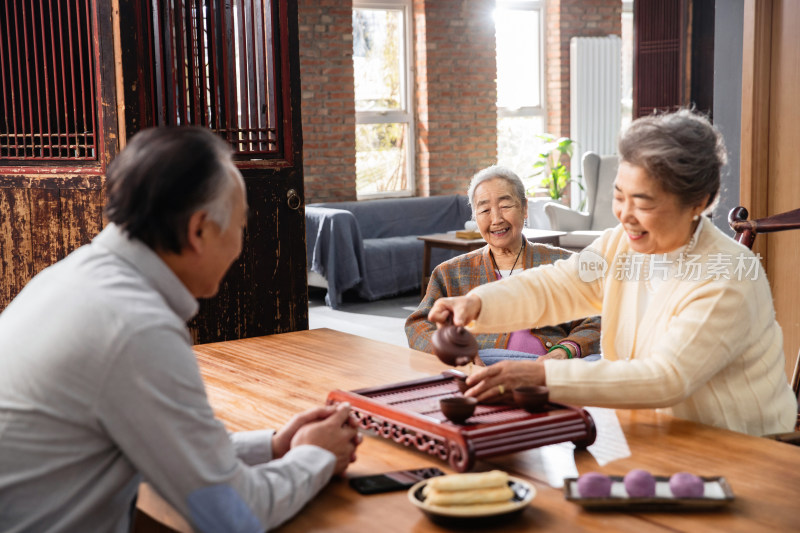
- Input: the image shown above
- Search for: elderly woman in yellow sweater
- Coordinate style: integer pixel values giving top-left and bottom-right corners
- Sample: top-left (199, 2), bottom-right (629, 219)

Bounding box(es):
top-left (428, 110), bottom-right (797, 436)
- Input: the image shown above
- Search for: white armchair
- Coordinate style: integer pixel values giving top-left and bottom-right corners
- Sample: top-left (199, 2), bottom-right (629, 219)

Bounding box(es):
top-left (544, 152), bottom-right (619, 250)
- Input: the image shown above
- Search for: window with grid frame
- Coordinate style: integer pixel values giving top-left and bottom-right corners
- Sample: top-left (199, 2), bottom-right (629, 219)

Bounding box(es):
top-left (0, 0), bottom-right (100, 164)
top-left (141, 0), bottom-right (284, 160)
top-left (495, 0), bottom-right (546, 186)
top-left (353, 0), bottom-right (415, 198)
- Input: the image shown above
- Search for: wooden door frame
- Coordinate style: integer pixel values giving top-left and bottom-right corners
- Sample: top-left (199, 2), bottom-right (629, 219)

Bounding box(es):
top-left (115, 0), bottom-right (308, 343)
top-left (0, 0), bottom-right (120, 312)
top-left (740, 0), bottom-right (800, 383)
top-left (739, 0), bottom-right (772, 261)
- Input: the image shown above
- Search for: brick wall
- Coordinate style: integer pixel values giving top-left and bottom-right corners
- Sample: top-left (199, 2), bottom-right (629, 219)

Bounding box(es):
top-left (297, 1), bottom-right (620, 202)
top-left (298, 0), bottom-right (356, 203)
top-left (414, 0), bottom-right (497, 196)
top-left (545, 0), bottom-right (622, 137)
top-left (412, 0), bottom-right (430, 195)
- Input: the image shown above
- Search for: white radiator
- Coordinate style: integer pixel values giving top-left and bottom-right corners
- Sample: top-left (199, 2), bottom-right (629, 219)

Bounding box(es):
top-left (570, 35), bottom-right (621, 208)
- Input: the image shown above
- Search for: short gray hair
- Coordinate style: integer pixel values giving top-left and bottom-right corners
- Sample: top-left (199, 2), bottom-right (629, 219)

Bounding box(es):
top-left (200, 160), bottom-right (245, 231)
top-left (467, 165), bottom-right (526, 218)
top-left (105, 126), bottom-right (244, 253)
top-left (618, 109), bottom-right (727, 211)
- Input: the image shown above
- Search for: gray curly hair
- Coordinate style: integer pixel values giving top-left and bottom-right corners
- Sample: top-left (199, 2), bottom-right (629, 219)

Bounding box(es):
top-left (467, 165), bottom-right (527, 218)
top-left (618, 109), bottom-right (727, 211)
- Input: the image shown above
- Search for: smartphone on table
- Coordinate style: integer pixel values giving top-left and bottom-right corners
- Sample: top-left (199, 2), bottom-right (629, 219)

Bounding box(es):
top-left (349, 467), bottom-right (446, 495)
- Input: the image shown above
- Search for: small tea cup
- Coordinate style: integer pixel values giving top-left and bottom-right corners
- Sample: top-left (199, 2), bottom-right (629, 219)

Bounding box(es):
top-left (451, 374), bottom-right (469, 393)
top-left (513, 386), bottom-right (549, 412)
top-left (440, 396), bottom-right (477, 424)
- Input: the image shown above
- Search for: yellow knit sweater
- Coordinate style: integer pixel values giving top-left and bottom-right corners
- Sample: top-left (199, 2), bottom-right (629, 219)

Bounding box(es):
top-left (470, 222), bottom-right (796, 436)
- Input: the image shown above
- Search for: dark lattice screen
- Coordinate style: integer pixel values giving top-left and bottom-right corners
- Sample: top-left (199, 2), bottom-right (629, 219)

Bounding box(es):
top-left (0, 0), bottom-right (98, 161)
top-left (634, 0), bottom-right (686, 118)
top-left (147, 0), bottom-right (279, 155)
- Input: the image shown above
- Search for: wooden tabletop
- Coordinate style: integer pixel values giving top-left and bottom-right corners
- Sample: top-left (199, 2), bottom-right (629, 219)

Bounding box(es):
top-left (137, 328), bottom-right (800, 532)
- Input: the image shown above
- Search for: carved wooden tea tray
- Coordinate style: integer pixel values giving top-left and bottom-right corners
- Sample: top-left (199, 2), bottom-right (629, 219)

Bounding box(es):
top-left (327, 370), bottom-right (596, 472)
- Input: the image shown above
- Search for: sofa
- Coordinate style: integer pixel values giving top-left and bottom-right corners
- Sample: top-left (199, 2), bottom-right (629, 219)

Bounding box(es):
top-left (306, 195), bottom-right (473, 308)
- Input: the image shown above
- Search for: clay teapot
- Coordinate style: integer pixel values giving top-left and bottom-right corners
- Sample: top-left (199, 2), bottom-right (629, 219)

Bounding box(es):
top-left (431, 316), bottom-right (478, 366)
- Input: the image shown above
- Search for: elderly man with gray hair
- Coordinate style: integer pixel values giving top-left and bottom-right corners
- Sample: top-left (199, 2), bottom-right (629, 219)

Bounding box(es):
top-left (0, 127), bottom-right (360, 533)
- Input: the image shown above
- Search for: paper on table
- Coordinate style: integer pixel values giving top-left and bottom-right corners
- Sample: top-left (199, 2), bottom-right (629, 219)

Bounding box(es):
top-left (539, 443), bottom-right (579, 488)
top-left (584, 407), bottom-right (631, 466)
top-left (490, 442), bottom-right (578, 490)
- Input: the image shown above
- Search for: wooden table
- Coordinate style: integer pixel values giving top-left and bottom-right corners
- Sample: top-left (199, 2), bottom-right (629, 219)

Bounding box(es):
top-left (417, 228), bottom-right (566, 297)
top-left (137, 329), bottom-right (800, 532)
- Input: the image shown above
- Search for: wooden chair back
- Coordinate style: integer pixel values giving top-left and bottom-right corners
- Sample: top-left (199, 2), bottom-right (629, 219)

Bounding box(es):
top-left (792, 350), bottom-right (800, 431)
top-left (729, 206), bottom-right (800, 432)
top-left (728, 206), bottom-right (800, 248)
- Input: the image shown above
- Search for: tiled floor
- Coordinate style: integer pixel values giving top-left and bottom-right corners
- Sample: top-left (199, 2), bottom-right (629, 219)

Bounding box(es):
top-left (307, 288), bottom-right (422, 348)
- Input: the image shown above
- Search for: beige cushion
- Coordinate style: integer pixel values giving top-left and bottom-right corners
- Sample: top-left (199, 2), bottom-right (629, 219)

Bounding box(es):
top-left (545, 152), bottom-right (619, 248)
top-left (586, 153), bottom-right (619, 230)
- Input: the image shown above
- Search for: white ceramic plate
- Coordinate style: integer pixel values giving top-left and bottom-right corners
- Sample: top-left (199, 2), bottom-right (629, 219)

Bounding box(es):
top-left (407, 475), bottom-right (535, 525)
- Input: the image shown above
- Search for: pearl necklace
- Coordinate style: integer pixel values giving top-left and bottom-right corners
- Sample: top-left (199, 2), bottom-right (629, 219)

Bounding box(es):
top-left (644, 216), bottom-right (703, 292)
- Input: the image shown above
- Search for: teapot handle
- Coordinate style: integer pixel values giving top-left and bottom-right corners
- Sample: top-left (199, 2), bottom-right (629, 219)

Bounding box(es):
top-left (442, 311), bottom-right (453, 326)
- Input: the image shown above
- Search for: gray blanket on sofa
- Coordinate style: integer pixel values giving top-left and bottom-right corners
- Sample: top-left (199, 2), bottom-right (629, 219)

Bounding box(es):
top-left (306, 195), bottom-right (472, 308)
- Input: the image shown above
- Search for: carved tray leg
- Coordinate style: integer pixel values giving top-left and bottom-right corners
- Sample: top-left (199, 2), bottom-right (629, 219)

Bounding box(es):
top-left (447, 439), bottom-right (475, 472)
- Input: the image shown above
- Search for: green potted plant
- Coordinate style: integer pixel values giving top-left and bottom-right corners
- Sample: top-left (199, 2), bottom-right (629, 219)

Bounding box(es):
top-left (528, 134), bottom-right (581, 204)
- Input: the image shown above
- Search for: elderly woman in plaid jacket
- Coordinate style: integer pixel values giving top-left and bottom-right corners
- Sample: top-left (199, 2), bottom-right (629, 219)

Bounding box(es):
top-left (405, 165), bottom-right (601, 363)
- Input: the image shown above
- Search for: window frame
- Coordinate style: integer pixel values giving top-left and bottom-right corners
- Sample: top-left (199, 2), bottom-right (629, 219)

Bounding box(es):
top-left (120, 0), bottom-right (294, 171)
top-left (353, 0), bottom-right (415, 199)
top-left (0, 0), bottom-right (112, 175)
top-left (621, 0), bottom-right (634, 130)
top-left (495, 0), bottom-right (546, 141)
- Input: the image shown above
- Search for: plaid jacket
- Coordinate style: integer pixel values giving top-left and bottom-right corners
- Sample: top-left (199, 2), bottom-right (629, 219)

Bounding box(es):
top-left (405, 242), bottom-right (601, 356)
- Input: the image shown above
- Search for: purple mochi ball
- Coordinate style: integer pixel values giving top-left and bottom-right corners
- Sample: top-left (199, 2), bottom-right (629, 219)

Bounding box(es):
top-left (576, 472), bottom-right (612, 498)
top-left (623, 469), bottom-right (656, 498)
top-left (669, 472), bottom-right (705, 498)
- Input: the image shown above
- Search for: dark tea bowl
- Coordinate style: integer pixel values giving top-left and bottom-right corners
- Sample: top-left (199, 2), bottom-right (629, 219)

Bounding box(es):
top-left (440, 396), bottom-right (477, 424)
top-left (513, 386), bottom-right (549, 412)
